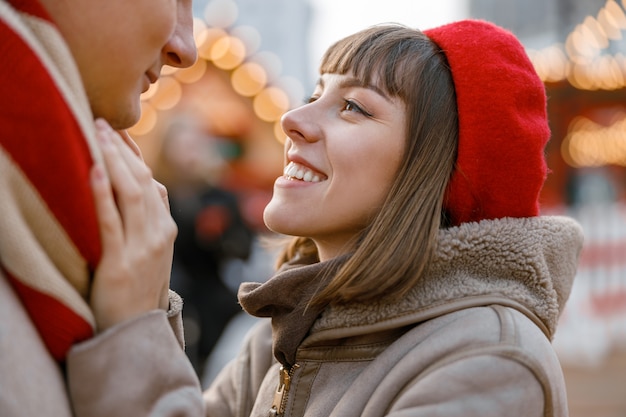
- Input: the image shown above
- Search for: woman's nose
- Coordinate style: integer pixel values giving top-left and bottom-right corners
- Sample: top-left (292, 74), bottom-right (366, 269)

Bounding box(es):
top-left (162, 3), bottom-right (198, 68)
top-left (281, 105), bottom-right (323, 144)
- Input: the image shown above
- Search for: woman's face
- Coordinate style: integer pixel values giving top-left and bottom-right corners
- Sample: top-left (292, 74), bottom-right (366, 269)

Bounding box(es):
top-left (264, 72), bottom-right (406, 261)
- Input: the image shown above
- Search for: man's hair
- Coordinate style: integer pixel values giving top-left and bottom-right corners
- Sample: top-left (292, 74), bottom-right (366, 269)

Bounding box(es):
top-left (275, 24), bottom-right (459, 305)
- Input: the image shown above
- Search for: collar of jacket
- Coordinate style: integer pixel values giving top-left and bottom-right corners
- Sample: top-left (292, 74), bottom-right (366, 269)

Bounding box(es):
top-left (239, 215), bottom-right (583, 366)
top-left (238, 252), bottom-right (350, 367)
top-left (310, 215), bottom-right (583, 343)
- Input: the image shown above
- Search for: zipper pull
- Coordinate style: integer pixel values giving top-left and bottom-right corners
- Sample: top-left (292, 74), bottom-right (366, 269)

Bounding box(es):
top-left (269, 364), bottom-right (299, 417)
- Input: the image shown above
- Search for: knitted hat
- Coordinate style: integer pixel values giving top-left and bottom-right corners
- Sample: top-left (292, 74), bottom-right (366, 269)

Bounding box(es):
top-left (424, 20), bottom-right (550, 226)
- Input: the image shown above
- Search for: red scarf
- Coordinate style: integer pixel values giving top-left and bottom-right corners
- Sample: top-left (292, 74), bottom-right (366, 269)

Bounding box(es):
top-left (0, 0), bottom-right (100, 361)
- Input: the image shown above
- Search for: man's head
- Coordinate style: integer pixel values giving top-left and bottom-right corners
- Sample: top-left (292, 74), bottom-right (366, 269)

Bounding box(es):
top-left (41, 0), bottom-right (197, 129)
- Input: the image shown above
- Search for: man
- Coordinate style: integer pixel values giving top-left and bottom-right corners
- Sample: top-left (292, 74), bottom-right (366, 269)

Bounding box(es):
top-left (0, 0), bottom-right (204, 415)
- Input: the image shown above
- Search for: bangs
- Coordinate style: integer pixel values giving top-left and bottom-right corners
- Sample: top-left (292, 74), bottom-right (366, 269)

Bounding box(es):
top-left (319, 24), bottom-right (429, 100)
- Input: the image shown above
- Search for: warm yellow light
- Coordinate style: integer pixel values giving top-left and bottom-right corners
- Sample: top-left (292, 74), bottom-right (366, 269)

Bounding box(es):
top-left (250, 51), bottom-right (283, 82)
top-left (161, 66), bottom-right (178, 76)
top-left (606, 56), bottom-right (625, 88)
top-left (150, 77), bottom-right (183, 110)
top-left (211, 36), bottom-right (246, 70)
top-left (197, 28), bottom-right (228, 60)
top-left (598, 7), bottom-right (623, 40)
top-left (529, 45), bottom-right (569, 83)
top-left (274, 76), bottom-right (306, 109)
top-left (608, 0), bottom-right (626, 29)
top-left (193, 17), bottom-right (207, 42)
top-left (562, 114), bottom-right (626, 167)
top-left (273, 120), bottom-right (286, 144)
top-left (129, 102), bottom-right (158, 137)
top-left (253, 87), bottom-right (289, 122)
top-left (231, 25), bottom-right (262, 56)
top-left (175, 58), bottom-right (207, 84)
top-left (567, 64), bottom-right (587, 89)
top-left (140, 80), bottom-right (159, 101)
top-left (566, 29), bottom-right (592, 65)
top-left (583, 16), bottom-right (609, 49)
top-left (546, 46), bottom-right (568, 81)
top-left (231, 62), bottom-right (267, 96)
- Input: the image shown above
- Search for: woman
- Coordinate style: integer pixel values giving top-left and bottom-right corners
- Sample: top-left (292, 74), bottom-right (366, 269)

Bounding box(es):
top-left (202, 20), bottom-right (583, 417)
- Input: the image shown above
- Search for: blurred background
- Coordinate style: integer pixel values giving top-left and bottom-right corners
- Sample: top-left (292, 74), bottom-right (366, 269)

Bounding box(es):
top-left (131, 1), bottom-right (626, 415)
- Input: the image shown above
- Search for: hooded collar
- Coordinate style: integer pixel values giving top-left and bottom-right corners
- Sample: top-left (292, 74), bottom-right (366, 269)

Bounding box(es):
top-left (239, 216), bottom-right (583, 367)
top-left (312, 216), bottom-right (582, 339)
top-left (238, 253), bottom-right (349, 367)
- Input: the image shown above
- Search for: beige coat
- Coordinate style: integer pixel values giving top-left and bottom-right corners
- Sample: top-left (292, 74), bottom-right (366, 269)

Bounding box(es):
top-left (203, 216), bottom-right (583, 417)
top-left (0, 216), bottom-right (581, 416)
top-left (0, 278), bottom-right (203, 416)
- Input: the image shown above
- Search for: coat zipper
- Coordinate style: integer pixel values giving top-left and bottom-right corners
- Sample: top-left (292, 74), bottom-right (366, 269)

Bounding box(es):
top-left (269, 364), bottom-right (299, 416)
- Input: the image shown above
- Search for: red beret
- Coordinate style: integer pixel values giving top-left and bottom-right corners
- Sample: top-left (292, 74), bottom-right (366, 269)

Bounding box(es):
top-left (424, 20), bottom-right (550, 226)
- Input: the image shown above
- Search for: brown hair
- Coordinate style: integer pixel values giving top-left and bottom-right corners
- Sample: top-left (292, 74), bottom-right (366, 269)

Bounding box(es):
top-left (275, 24), bottom-right (459, 305)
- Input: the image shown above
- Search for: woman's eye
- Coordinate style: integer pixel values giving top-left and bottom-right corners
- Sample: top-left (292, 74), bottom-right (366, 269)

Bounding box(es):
top-left (343, 100), bottom-right (370, 116)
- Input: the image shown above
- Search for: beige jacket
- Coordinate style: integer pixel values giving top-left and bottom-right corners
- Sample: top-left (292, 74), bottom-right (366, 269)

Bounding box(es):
top-left (203, 216), bottom-right (583, 417)
top-left (0, 278), bottom-right (203, 416)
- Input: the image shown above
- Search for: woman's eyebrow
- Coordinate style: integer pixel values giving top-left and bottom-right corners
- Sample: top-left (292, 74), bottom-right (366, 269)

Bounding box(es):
top-left (338, 78), bottom-right (392, 102)
top-left (316, 76), bottom-right (392, 102)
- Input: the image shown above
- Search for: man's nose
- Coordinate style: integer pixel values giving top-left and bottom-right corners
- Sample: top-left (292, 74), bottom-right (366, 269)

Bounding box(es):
top-left (163, 6), bottom-right (197, 68)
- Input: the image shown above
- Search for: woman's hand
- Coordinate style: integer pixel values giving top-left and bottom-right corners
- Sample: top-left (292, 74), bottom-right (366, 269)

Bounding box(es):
top-left (89, 118), bottom-right (178, 332)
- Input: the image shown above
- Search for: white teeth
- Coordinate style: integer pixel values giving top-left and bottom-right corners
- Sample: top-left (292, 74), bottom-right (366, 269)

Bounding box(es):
top-left (285, 164), bottom-right (297, 177)
top-left (284, 162), bottom-right (323, 182)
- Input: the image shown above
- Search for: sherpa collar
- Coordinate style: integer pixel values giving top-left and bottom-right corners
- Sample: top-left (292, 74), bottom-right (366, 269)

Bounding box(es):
top-left (312, 216), bottom-right (583, 339)
top-left (240, 216), bottom-right (582, 367)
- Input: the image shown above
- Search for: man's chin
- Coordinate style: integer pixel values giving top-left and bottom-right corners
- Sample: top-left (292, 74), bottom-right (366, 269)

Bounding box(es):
top-left (93, 104), bottom-right (140, 131)
top-left (95, 109), bottom-right (141, 130)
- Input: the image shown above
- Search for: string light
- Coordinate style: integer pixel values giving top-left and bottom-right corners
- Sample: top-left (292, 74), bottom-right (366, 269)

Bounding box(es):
top-left (561, 113), bottom-right (626, 167)
top-left (524, 1), bottom-right (626, 168)
top-left (150, 77), bottom-right (183, 111)
top-left (231, 62), bottom-right (267, 96)
top-left (253, 87), bottom-right (289, 122)
top-left (211, 36), bottom-right (246, 70)
top-left (273, 120), bottom-right (286, 145)
top-left (528, 0), bottom-right (626, 91)
top-left (128, 102), bottom-right (158, 136)
top-left (134, 6), bottom-right (302, 143)
top-left (175, 59), bottom-right (208, 84)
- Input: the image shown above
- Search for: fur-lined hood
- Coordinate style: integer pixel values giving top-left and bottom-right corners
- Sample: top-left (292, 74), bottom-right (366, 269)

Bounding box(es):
top-left (310, 216), bottom-right (583, 341)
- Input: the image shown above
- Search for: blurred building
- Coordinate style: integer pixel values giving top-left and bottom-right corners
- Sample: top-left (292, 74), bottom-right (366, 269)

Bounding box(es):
top-left (472, 0), bottom-right (606, 46)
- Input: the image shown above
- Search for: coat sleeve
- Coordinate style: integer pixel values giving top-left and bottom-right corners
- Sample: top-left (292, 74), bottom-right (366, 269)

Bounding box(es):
top-left (203, 319), bottom-right (274, 417)
top-left (385, 354), bottom-right (549, 417)
top-left (66, 292), bottom-right (204, 417)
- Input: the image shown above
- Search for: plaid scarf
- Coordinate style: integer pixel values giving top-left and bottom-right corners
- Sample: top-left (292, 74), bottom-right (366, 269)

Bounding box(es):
top-left (0, 0), bottom-right (102, 362)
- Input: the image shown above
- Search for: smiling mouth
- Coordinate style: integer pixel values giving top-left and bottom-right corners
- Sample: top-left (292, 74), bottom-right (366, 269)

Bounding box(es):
top-left (283, 162), bottom-right (326, 182)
